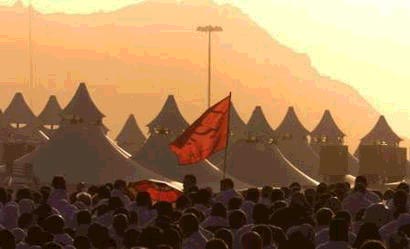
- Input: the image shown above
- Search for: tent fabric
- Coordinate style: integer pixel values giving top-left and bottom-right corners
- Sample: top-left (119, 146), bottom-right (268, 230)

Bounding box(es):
top-left (61, 83), bottom-right (105, 123)
top-left (133, 134), bottom-right (252, 190)
top-left (147, 95), bottom-right (189, 135)
top-left (277, 140), bottom-right (320, 180)
top-left (311, 110), bottom-right (345, 139)
top-left (275, 106), bottom-right (310, 139)
top-left (15, 124), bottom-right (169, 185)
top-left (116, 114), bottom-right (146, 154)
top-left (38, 95), bottom-right (63, 126)
top-left (207, 104), bottom-right (248, 169)
top-left (3, 93), bottom-right (37, 125)
top-left (361, 116), bottom-right (402, 145)
top-left (228, 139), bottom-right (318, 187)
top-left (246, 106), bottom-right (276, 142)
top-left (311, 144), bottom-right (360, 176)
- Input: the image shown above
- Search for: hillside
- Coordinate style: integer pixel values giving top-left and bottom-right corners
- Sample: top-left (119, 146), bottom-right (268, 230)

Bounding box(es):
top-left (0, 0), bottom-right (383, 150)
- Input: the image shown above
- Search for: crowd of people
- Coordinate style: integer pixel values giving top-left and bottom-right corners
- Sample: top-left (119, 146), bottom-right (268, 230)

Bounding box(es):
top-left (0, 174), bottom-right (410, 249)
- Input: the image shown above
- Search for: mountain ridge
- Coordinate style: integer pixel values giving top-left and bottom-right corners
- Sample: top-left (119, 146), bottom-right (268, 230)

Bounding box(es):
top-left (0, 0), bottom-right (386, 151)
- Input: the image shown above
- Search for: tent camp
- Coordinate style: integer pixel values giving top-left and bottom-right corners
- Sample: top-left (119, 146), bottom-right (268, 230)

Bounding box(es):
top-left (14, 83), bottom-right (168, 184)
top-left (311, 110), bottom-right (359, 176)
top-left (275, 106), bottom-right (320, 179)
top-left (133, 95), bottom-right (252, 190)
top-left (116, 114), bottom-right (146, 154)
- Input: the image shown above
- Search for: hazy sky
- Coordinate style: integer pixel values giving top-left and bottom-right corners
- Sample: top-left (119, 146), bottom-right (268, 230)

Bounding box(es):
top-left (1, 0), bottom-right (409, 136)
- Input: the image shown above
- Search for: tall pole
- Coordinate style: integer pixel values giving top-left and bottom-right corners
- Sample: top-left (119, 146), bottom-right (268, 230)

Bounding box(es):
top-left (197, 25), bottom-right (223, 108)
top-left (207, 31), bottom-right (211, 108)
top-left (29, 0), bottom-right (33, 89)
top-left (222, 92), bottom-right (232, 179)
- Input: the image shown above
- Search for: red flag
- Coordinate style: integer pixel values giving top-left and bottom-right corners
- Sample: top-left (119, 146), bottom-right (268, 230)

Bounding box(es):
top-left (169, 94), bottom-right (231, 165)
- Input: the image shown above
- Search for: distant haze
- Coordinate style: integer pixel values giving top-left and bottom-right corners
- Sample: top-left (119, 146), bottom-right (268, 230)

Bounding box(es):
top-left (0, 0), bottom-right (408, 152)
top-left (0, 0), bottom-right (408, 138)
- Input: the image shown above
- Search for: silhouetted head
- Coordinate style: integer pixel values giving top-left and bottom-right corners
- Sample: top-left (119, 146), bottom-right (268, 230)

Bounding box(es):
top-left (156, 201), bottom-right (174, 218)
top-left (51, 176), bottom-right (66, 190)
top-left (211, 203), bottom-right (227, 218)
top-left (76, 210), bottom-right (92, 225)
top-left (393, 190), bottom-right (408, 217)
top-left (206, 239), bottom-right (229, 249)
top-left (229, 209), bottom-right (247, 229)
top-left (176, 195), bottom-right (191, 210)
top-left (215, 228), bottom-right (233, 249)
top-left (316, 208), bottom-right (334, 227)
top-left (179, 214), bottom-right (199, 237)
top-left (329, 218), bottom-right (349, 242)
top-left (269, 225), bottom-right (287, 248)
top-left (183, 174), bottom-right (197, 193)
top-left (138, 226), bottom-right (164, 248)
top-left (18, 213), bottom-right (34, 230)
top-left (353, 222), bottom-right (382, 249)
top-left (162, 227), bottom-right (181, 249)
top-left (355, 176), bottom-right (368, 189)
top-left (220, 178), bottom-right (234, 192)
top-left (383, 189), bottom-right (395, 201)
top-left (73, 236), bottom-right (91, 249)
top-left (289, 182), bottom-right (301, 193)
top-left (361, 240), bottom-right (386, 249)
top-left (43, 215), bottom-right (65, 235)
top-left (261, 186), bottom-right (273, 199)
top-left (108, 196), bottom-right (124, 210)
top-left (252, 203), bottom-right (270, 225)
top-left (114, 179), bottom-right (127, 191)
top-left (184, 207), bottom-right (205, 223)
top-left (245, 188), bottom-right (260, 203)
top-left (228, 197), bottom-right (242, 210)
top-left (123, 229), bottom-right (140, 249)
top-left (113, 213), bottom-right (129, 236)
top-left (270, 189), bottom-right (285, 203)
top-left (136, 191), bottom-right (152, 208)
top-left (252, 224), bottom-right (273, 247)
top-left (241, 231), bottom-right (262, 249)
top-left (335, 210), bottom-right (352, 226)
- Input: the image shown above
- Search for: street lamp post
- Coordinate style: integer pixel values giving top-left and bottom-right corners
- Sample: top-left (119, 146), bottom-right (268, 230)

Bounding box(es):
top-left (197, 25), bottom-right (223, 108)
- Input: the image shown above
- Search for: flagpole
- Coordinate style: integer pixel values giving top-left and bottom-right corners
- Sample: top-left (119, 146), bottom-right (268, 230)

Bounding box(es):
top-left (222, 92), bottom-right (232, 179)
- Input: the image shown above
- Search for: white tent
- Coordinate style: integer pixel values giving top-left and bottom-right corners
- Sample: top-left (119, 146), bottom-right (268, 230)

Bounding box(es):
top-left (228, 139), bottom-right (318, 187)
top-left (133, 134), bottom-right (252, 190)
top-left (15, 125), bottom-right (169, 184)
top-left (116, 114), bottom-right (146, 155)
top-left (276, 107), bottom-right (320, 179)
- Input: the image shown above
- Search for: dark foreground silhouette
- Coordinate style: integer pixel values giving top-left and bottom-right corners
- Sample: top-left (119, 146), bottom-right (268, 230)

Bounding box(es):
top-left (0, 175), bottom-right (408, 249)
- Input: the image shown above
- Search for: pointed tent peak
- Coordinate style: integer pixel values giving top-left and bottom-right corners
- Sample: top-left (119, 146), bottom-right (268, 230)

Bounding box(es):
top-left (246, 106), bottom-right (275, 138)
top-left (61, 82), bottom-right (105, 123)
top-left (116, 114), bottom-right (146, 144)
top-left (3, 92), bottom-right (36, 124)
top-left (361, 115), bottom-right (402, 145)
top-left (311, 109), bottom-right (345, 138)
top-left (38, 95), bottom-right (63, 126)
top-left (147, 95), bottom-right (189, 135)
top-left (275, 106), bottom-right (310, 137)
